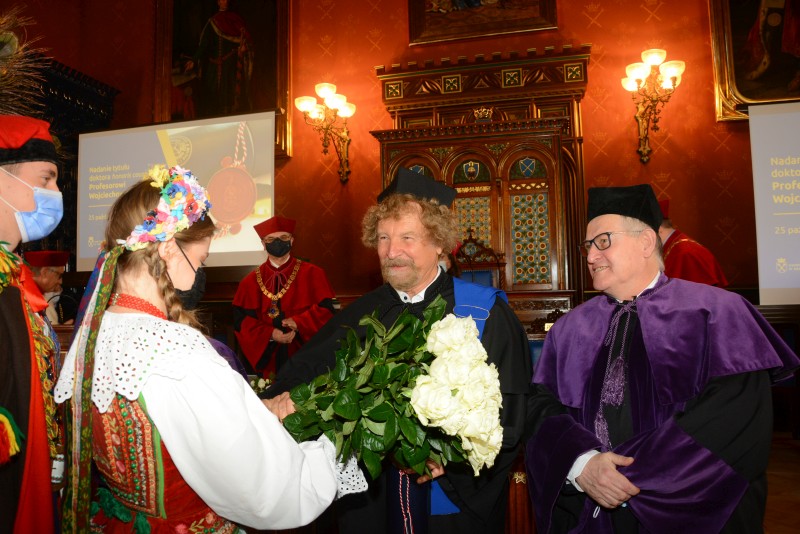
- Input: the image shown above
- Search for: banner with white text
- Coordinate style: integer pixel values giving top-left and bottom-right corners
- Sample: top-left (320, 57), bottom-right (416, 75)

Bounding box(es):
top-left (749, 102), bottom-right (800, 305)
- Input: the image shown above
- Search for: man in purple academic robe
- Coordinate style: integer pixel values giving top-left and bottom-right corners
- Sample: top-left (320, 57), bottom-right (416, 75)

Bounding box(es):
top-left (525, 184), bottom-right (799, 533)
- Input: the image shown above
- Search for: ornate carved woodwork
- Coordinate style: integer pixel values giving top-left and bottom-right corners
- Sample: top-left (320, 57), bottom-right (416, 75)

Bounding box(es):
top-left (372, 45), bottom-right (591, 332)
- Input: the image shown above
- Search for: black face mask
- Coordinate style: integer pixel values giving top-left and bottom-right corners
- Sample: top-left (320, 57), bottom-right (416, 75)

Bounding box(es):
top-left (265, 239), bottom-right (292, 258)
top-left (176, 266), bottom-right (206, 310)
top-left (175, 244), bottom-right (206, 310)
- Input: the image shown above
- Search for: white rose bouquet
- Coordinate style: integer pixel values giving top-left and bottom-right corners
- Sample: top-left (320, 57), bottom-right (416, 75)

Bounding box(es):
top-left (283, 295), bottom-right (503, 480)
top-left (411, 314), bottom-right (503, 475)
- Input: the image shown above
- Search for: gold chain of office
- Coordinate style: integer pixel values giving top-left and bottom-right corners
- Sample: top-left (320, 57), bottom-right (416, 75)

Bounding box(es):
top-left (256, 260), bottom-right (303, 318)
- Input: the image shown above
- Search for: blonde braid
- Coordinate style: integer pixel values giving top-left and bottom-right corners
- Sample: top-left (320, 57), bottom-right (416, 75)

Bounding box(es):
top-left (141, 246), bottom-right (203, 330)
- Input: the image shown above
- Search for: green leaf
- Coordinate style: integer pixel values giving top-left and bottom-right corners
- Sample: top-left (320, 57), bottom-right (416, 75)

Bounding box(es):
top-left (282, 413), bottom-right (305, 439)
top-left (359, 314), bottom-right (387, 339)
top-left (363, 418), bottom-right (386, 436)
top-left (398, 415), bottom-right (426, 446)
top-left (371, 363), bottom-right (390, 386)
top-left (355, 358), bottom-right (375, 389)
top-left (310, 373), bottom-right (329, 391)
top-left (342, 420), bottom-right (357, 436)
top-left (332, 351), bottom-right (349, 383)
top-left (387, 326), bottom-right (416, 355)
top-left (315, 394), bottom-right (335, 411)
top-left (351, 425), bottom-right (363, 451)
top-left (332, 388), bottom-right (362, 420)
top-left (320, 402), bottom-right (335, 422)
top-left (366, 402), bottom-right (394, 421)
top-left (402, 440), bottom-right (431, 469)
top-left (388, 363), bottom-right (409, 382)
top-left (423, 295), bottom-right (447, 324)
top-left (361, 428), bottom-right (385, 452)
top-left (439, 438), bottom-right (465, 463)
top-left (296, 426), bottom-right (322, 442)
top-left (361, 447), bottom-right (383, 480)
top-left (290, 383), bottom-right (311, 404)
top-left (345, 329), bottom-right (367, 368)
top-left (392, 447), bottom-right (407, 467)
top-left (383, 412), bottom-right (399, 451)
top-left (334, 429), bottom-right (344, 458)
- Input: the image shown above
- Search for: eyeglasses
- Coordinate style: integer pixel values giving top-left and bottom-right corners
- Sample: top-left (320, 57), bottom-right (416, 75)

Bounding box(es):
top-left (263, 234), bottom-right (292, 244)
top-left (578, 230), bottom-right (642, 257)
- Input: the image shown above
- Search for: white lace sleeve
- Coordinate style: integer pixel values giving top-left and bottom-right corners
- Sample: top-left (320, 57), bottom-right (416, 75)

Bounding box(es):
top-left (317, 434), bottom-right (369, 498)
top-left (142, 347), bottom-right (339, 530)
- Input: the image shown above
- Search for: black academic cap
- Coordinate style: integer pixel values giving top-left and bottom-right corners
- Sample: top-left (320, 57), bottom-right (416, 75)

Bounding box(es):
top-left (377, 168), bottom-right (457, 207)
top-left (587, 184), bottom-right (662, 232)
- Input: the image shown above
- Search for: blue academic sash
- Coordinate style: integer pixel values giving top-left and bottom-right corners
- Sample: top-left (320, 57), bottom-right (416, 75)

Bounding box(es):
top-left (430, 277), bottom-right (507, 515)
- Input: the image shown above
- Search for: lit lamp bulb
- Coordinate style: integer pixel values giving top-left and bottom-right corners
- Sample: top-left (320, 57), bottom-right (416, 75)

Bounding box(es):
top-left (315, 83), bottom-right (337, 99)
top-left (621, 77), bottom-right (639, 91)
top-left (324, 93), bottom-right (347, 111)
top-left (338, 102), bottom-right (356, 118)
top-left (294, 96), bottom-right (317, 113)
top-left (625, 62), bottom-right (651, 82)
top-left (309, 104), bottom-right (326, 120)
top-left (659, 60), bottom-right (686, 79)
top-left (641, 49), bottom-right (667, 66)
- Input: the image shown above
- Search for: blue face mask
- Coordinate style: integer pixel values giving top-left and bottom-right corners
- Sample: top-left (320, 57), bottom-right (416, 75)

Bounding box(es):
top-left (0, 167), bottom-right (64, 243)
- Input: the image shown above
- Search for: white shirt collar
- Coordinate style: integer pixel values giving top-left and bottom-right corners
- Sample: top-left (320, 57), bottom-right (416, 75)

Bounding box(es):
top-left (394, 267), bottom-right (444, 304)
top-left (269, 255), bottom-right (291, 268)
top-left (614, 272), bottom-right (661, 303)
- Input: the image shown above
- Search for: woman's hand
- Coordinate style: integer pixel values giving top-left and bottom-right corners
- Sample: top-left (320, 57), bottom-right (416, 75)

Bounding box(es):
top-left (261, 392), bottom-right (296, 422)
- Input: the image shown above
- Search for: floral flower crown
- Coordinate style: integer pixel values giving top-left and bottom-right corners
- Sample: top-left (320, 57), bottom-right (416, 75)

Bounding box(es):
top-left (121, 165), bottom-right (212, 251)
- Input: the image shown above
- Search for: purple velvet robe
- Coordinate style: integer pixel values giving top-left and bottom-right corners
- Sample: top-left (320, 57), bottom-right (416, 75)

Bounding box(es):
top-left (526, 274), bottom-right (799, 533)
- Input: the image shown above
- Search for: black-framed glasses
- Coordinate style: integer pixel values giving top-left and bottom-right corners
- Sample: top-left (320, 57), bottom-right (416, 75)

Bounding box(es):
top-left (263, 234), bottom-right (292, 244)
top-left (578, 231), bottom-right (642, 257)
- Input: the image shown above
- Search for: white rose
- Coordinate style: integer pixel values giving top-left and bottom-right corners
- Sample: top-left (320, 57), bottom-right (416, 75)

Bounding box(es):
top-left (455, 364), bottom-right (501, 409)
top-left (427, 315), bottom-right (480, 355)
top-left (428, 353), bottom-right (476, 386)
top-left (459, 406), bottom-right (500, 441)
top-left (438, 410), bottom-right (466, 436)
top-left (465, 424), bottom-right (503, 475)
top-left (411, 379), bottom-right (458, 428)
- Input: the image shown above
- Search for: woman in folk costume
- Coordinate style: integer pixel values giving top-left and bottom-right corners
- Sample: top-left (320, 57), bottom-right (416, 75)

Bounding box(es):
top-left (55, 166), bottom-right (358, 532)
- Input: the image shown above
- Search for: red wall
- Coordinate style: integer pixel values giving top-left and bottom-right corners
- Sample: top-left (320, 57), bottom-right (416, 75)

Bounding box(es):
top-left (25, 0), bottom-right (758, 296)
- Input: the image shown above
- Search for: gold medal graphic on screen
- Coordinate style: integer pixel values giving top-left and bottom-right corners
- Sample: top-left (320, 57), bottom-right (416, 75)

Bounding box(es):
top-left (206, 121), bottom-right (258, 237)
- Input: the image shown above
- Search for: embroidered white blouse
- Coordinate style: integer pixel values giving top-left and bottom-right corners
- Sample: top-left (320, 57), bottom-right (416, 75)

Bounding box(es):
top-left (56, 311), bottom-right (338, 530)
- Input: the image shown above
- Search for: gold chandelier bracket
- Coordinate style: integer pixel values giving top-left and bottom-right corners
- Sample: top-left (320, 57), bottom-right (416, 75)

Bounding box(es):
top-left (622, 51), bottom-right (685, 163)
top-left (295, 83), bottom-right (355, 182)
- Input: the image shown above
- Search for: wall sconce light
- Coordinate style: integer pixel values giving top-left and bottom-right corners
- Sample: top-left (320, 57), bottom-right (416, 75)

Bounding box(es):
top-left (294, 83), bottom-right (356, 182)
top-left (621, 49), bottom-right (686, 163)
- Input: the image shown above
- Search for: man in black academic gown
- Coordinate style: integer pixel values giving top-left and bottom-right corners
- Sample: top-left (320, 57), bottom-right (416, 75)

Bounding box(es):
top-left (525, 184), bottom-right (799, 533)
top-left (266, 169), bottom-right (532, 534)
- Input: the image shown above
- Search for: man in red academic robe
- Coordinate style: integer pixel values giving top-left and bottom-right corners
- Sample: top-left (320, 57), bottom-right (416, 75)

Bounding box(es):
top-left (657, 198), bottom-right (729, 287)
top-left (232, 216), bottom-right (336, 379)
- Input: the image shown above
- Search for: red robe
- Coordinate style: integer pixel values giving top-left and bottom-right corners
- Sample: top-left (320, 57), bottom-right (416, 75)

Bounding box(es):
top-left (0, 261), bottom-right (57, 534)
top-left (663, 229), bottom-right (728, 287)
top-left (233, 257), bottom-right (335, 378)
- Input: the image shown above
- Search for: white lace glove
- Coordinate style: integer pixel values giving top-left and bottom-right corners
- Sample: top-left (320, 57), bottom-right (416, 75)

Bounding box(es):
top-left (317, 434), bottom-right (369, 499)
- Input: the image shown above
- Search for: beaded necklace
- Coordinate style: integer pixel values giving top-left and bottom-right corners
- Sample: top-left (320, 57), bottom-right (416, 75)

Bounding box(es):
top-left (109, 293), bottom-right (168, 320)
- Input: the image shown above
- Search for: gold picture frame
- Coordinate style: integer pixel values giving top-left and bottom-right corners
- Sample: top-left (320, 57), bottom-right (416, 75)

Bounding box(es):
top-left (409, 0), bottom-right (557, 46)
top-left (709, 0), bottom-right (800, 121)
top-left (155, 0), bottom-right (292, 157)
